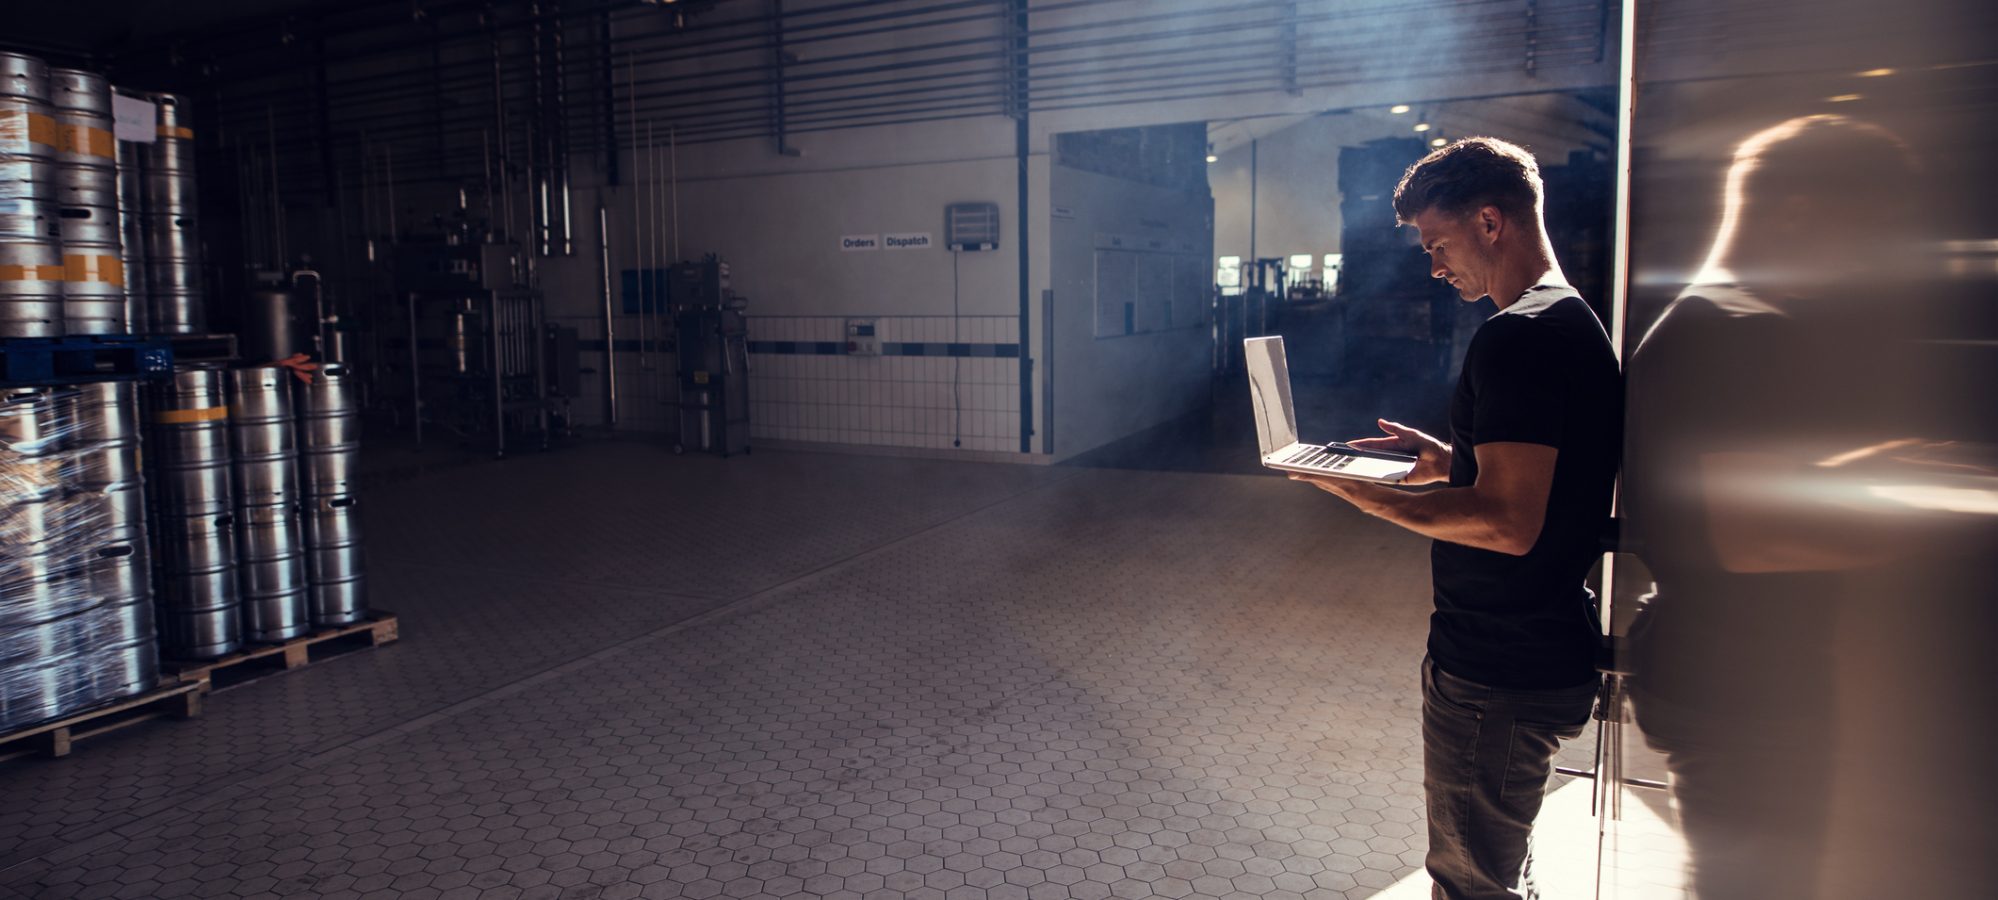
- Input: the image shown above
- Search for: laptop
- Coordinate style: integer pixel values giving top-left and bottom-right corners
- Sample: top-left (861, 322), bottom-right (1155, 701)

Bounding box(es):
top-left (1246, 336), bottom-right (1418, 483)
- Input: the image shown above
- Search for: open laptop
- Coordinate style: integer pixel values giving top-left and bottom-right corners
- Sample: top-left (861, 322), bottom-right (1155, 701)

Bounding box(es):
top-left (1246, 336), bottom-right (1418, 483)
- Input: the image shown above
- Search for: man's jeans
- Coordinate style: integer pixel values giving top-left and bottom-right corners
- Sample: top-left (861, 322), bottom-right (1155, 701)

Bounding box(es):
top-left (1422, 655), bottom-right (1598, 900)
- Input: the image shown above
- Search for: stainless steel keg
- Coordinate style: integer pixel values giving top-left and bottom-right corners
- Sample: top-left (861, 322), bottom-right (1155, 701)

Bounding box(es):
top-left (234, 504), bottom-right (308, 643)
top-left (301, 494), bottom-right (366, 627)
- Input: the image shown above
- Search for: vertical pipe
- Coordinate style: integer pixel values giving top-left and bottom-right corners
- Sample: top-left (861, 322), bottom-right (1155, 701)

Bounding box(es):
top-left (491, 292), bottom-right (505, 458)
top-left (669, 125), bottom-right (680, 262)
top-left (1012, 0), bottom-right (1032, 453)
top-left (408, 292), bottom-right (422, 447)
top-left (599, 204), bottom-right (618, 427)
top-left (600, 9), bottom-right (618, 187)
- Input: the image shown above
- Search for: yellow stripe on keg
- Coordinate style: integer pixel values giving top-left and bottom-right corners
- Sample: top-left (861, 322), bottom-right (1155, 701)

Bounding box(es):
top-left (0, 109), bottom-right (61, 149)
top-left (58, 122), bottom-right (116, 158)
top-left (63, 254), bottom-right (124, 286)
top-left (156, 124), bottom-right (193, 140)
top-left (0, 264), bottom-right (66, 282)
top-left (153, 406), bottom-right (228, 424)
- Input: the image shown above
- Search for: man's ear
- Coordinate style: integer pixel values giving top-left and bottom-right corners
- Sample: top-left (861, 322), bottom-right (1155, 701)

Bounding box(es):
top-left (1478, 206), bottom-right (1504, 244)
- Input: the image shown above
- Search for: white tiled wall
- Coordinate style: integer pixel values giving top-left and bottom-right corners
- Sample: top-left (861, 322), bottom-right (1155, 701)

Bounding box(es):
top-left (748, 315), bottom-right (1022, 454)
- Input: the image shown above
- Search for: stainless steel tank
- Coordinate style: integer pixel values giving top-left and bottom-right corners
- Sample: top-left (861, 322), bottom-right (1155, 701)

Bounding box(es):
top-left (149, 368), bottom-right (240, 658)
top-left (45, 68), bottom-right (124, 336)
top-left (226, 367), bottom-right (309, 643)
top-left (300, 495), bottom-right (365, 627)
top-left (0, 53), bottom-right (55, 162)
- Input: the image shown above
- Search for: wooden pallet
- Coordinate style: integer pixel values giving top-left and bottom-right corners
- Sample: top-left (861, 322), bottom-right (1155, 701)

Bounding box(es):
top-left (162, 611), bottom-right (399, 693)
top-left (0, 681), bottom-right (205, 762)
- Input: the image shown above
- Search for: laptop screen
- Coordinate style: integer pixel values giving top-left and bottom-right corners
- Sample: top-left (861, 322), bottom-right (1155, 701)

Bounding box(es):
top-left (1245, 337), bottom-right (1298, 456)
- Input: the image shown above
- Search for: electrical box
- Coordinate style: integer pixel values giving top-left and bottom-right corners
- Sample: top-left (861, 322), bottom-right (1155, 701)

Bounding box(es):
top-left (845, 318), bottom-right (880, 356)
top-left (945, 202), bottom-right (1000, 251)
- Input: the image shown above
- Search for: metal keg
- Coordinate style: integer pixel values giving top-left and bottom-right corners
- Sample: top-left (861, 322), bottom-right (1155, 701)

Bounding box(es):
top-left (0, 237), bottom-right (63, 338)
top-left (226, 367), bottom-right (298, 506)
top-left (115, 139), bottom-right (146, 333)
top-left (0, 154), bottom-right (59, 240)
top-left (48, 69), bottom-right (114, 168)
top-left (295, 363), bottom-right (358, 497)
top-left (301, 495), bottom-right (366, 627)
top-left (149, 367), bottom-right (231, 516)
top-left (0, 53), bottom-right (55, 162)
top-left (153, 509), bottom-right (238, 659)
top-left (234, 504), bottom-right (308, 643)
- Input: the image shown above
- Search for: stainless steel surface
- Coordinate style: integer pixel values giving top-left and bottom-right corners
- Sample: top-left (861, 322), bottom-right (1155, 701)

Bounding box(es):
top-left (0, 652), bottom-right (90, 732)
top-left (51, 110), bottom-right (114, 171)
top-left (0, 95), bottom-right (55, 161)
top-left (240, 288), bottom-right (305, 363)
top-left (150, 368), bottom-right (243, 658)
top-left (47, 68), bottom-right (111, 116)
top-left (55, 163), bottom-right (117, 210)
top-left (234, 504), bottom-right (308, 643)
top-left (149, 369), bottom-right (232, 516)
top-left (0, 155), bottom-right (58, 240)
top-left (0, 52), bottom-right (50, 102)
top-left (141, 171), bottom-right (196, 213)
top-left (296, 363), bottom-right (358, 497)
top-left (150, 289), bottom-right (204, 335)
top-left (300, 495), bottom-right (365, 627)
top-left (155, 605), bottom-right (237, 661)
top-left (0, 239), bottom-right (64, 337)
top-left (64, 380), bottom-right (141, 448)
top-left (115, 139), bottom-right (145, 334)
top-left (58, 241), bottom-right (126, 335)
top-left (226, 367), bottom-right (298, 506)
top-left (89, 637), bottom-right (158, 701)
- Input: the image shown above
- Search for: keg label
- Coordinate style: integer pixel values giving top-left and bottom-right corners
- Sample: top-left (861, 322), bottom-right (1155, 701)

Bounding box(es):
top-left (64, 253), bottom-right (124, 286)
top-left (156, 125), bottom-right (194, 140)
top-left (0, 110), bottom-right (60, 149)
top-left (0, 263), bottom-right (65, 282)
top-left (58, 123), bottom-right (115, 159)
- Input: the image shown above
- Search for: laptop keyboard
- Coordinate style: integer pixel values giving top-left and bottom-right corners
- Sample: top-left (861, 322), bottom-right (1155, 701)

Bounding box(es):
top-left (1282, 446), bottom-right (1355, 471)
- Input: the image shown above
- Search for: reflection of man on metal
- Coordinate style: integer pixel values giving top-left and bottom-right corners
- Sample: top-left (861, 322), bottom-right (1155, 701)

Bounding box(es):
top-left (1622, 114), bottom-right (1938, 898)
top-left (1292, 137), bottom-right (1621, 900)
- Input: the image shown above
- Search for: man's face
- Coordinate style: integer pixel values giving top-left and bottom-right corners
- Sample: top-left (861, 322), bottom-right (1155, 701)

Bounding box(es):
top-left (1409, 207), bottom-right (1492, 302)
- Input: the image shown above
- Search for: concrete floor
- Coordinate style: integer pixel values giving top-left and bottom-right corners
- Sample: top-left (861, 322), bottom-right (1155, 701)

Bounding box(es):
top-left (0, 432), bottom-right (1682, 899)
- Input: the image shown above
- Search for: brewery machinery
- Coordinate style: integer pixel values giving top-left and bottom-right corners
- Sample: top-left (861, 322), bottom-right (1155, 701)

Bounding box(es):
top-left (668, 256), bottom-right (749, 457)
top-left (393, 236), bottom-right (553, 459)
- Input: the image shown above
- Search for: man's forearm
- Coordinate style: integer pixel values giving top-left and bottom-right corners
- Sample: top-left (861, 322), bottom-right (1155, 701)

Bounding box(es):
top-left (1326, 482), bottom-right (1530, 554)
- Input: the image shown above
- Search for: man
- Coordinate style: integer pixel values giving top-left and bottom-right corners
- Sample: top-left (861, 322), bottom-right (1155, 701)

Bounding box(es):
top-left (1290, 137), bottom-right (1621, 900)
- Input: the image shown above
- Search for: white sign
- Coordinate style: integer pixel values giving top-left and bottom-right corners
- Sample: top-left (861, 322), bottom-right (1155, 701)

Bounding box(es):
top-left (840, 234), bottom-right (880, 252)
top-left (112, 94), bottom-right (157, 144)
top-left (1051, 205), bottom-right (1076, 220)
top-left (883, 232), bottom-right (932, 251)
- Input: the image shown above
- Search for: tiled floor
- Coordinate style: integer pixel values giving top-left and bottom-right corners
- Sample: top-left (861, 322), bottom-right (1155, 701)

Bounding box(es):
top-left (0, 438), bottom-right (1670, 899)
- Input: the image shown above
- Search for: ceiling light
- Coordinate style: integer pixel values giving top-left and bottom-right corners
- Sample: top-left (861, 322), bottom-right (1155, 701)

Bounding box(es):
top-left (1413, 122), bottom-right (1431, 133)
top-left (1430, 137), bottom-right (1447, 148)
top-left (1856, 68), bottom-right (1896, 78)
top-left (1389, 104), bottom-right (1411, 115)
top-left (1827, 93), bottom-right (1864, 103)
top-left (1206, 154), bottom-right (1218, 163)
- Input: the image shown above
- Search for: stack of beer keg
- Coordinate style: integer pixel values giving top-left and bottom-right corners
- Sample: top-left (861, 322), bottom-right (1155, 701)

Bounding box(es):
top-left (149, 367), bottom-right (240, 659)
top-left (0, 52), bottom-right (64, 338)
top-left (226, 367), bottom-right (309, 642)
top-left (0, 386), bottom-right (157, 731)
top-left (297, 364), bottom-right (365, 626)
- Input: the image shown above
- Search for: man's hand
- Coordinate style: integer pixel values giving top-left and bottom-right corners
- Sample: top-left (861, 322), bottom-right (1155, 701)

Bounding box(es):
top-left (1348, 418), bottom-right (1452, 485)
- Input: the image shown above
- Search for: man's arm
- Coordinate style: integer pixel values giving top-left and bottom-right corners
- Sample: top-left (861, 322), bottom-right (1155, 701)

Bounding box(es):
top-left (1293, 441), bottom-right (1558, 555)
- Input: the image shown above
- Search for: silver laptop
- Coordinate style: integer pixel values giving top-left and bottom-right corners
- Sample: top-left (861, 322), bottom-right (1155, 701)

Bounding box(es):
top-left (1246, 336), bottom-right (1417, 483)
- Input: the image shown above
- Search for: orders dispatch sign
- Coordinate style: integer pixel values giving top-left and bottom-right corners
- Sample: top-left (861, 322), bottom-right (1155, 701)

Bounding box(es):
top-left (840, 234), bottom-right (880, 251)
top-left (883, 232), bottom-right (932, 250)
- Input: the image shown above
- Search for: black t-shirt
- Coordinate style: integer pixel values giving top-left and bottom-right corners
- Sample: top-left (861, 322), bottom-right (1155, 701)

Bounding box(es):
top-left (1428, 285), bottom-right (1622, 690)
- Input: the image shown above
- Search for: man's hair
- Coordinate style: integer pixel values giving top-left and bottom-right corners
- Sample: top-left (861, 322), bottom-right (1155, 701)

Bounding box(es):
top-left (1391, 137), bottom-right (1544, 225)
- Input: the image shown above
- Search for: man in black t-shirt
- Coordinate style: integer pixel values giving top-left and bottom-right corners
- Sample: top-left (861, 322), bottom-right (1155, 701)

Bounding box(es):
top-left (1290, 138), bottom-right (1620, 900)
